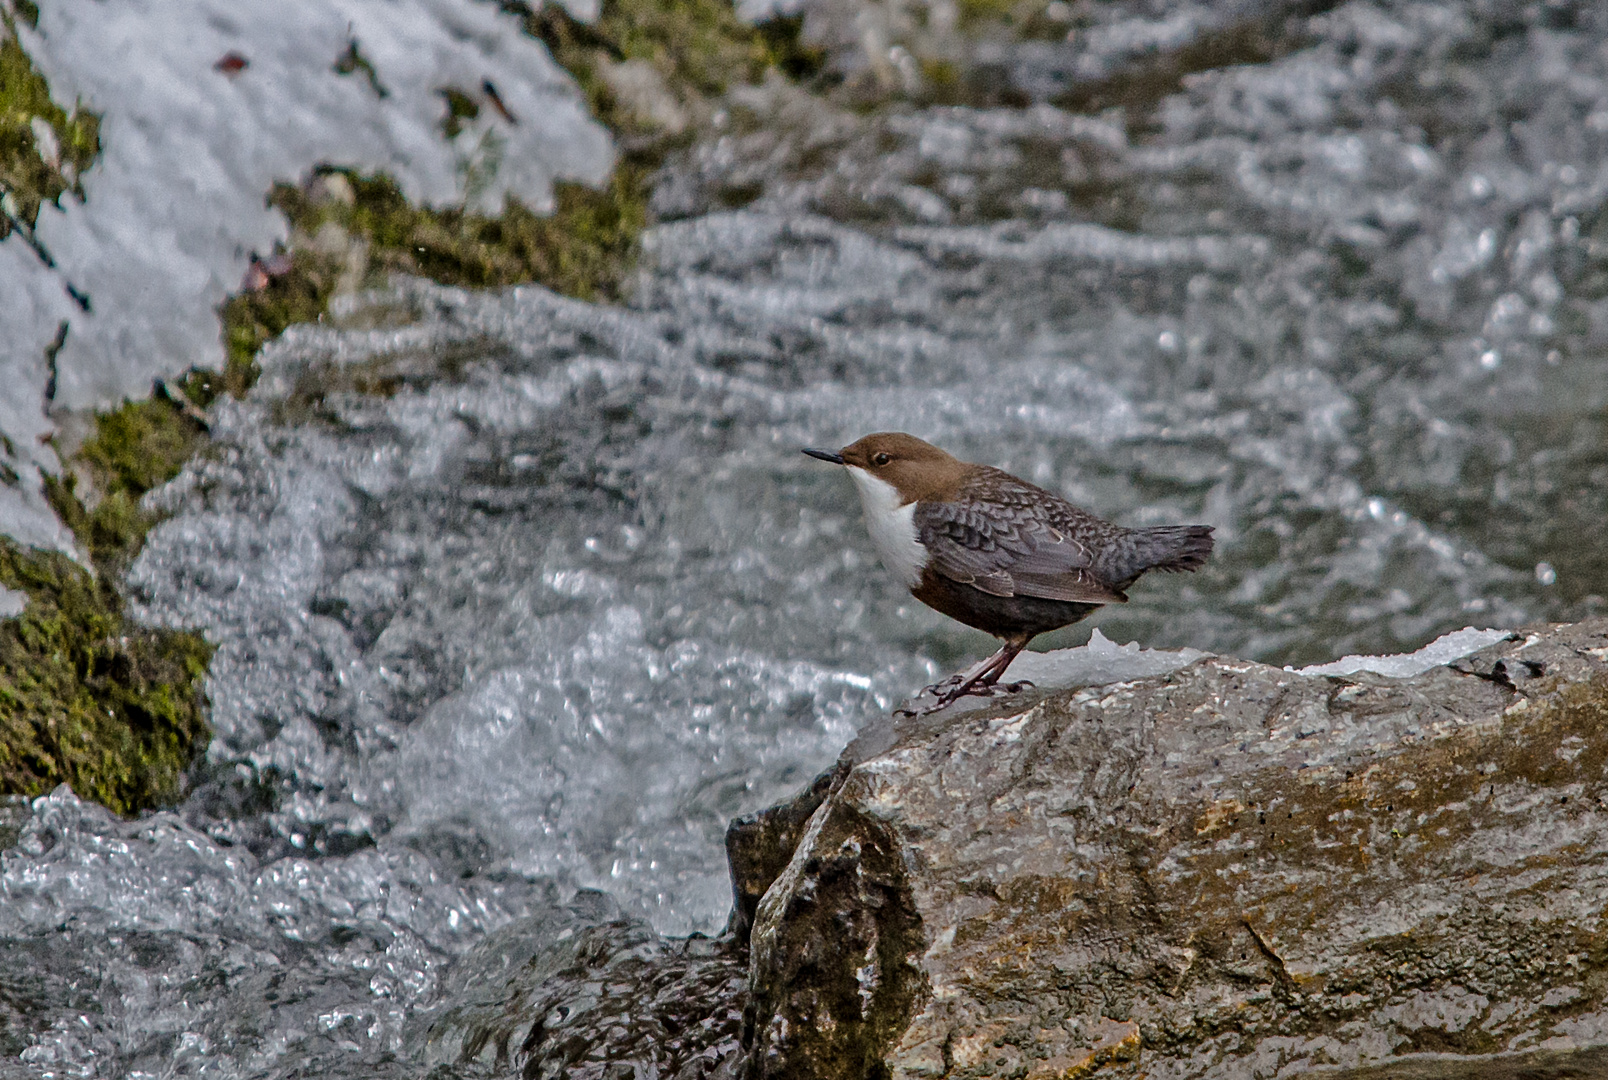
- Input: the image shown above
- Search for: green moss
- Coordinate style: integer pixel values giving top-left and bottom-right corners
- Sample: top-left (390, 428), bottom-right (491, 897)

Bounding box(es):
top-left (0, 542), bottom-right (211, 816)
top-left (525, 0), bottom-right (769, 132)
top-left (438, 86), bottom-right (481, 139)
top-left (219, 0), bottom-right (827, 376)
top-left (955, 0), bottom-right (1021, 25)
top-left (208, 0), bottom-right (797, 375)
top-left (44, 392), bottom-right (208, 575)
top-left (212, 249), bottom-right (341, 401)
top-left (273, 166), bottom-right (649, 304)
top-left (0, 7), bottom-right (101, 239)
top-left (288, 0), bottom-right (802, 308)
top-left (332, 36), bottom-right (388, 99)
top-left (951, 0), bottom-right (1085, 40)
top-left (752, 13), bottom-right (826, 83)
top-left (0, 5), bottom-right (210, 818)
top-left (598, 0), bottom-right (768, 98)
top-left (917, 57), bottom-right (964, 104)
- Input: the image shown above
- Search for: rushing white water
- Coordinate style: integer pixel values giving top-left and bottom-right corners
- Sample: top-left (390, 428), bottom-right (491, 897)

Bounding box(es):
top-left (5, 0), bottom-right (1608, 1076)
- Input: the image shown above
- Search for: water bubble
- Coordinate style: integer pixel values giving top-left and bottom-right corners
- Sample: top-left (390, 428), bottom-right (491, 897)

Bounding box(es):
top-left (1157, 331), bottom-right (1178, 351)
top-left (1536, 563), bottom-right (1557, 586)
top-left (1479, 350), bottom-right (1501, 369)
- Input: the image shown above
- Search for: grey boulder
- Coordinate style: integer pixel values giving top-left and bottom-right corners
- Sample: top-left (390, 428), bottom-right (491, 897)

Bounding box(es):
top-left (740, 619), bottom-right (1608, 1079)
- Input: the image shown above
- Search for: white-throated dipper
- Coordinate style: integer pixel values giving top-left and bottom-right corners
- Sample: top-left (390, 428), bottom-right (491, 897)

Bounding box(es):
top-left (804, 433), bottom-right (1213, 713)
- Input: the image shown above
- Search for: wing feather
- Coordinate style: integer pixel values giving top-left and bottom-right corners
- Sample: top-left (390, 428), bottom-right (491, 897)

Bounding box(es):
top-left (914, 496), bottom-right (1127, 605)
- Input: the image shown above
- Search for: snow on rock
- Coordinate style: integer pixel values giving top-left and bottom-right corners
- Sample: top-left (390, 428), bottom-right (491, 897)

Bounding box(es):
top-left (900, 625), bottom-right (1515, 716)
top-left (0, 584), bottom-right (27, 618)
top-left (0, 0), bottom-right (612, 550)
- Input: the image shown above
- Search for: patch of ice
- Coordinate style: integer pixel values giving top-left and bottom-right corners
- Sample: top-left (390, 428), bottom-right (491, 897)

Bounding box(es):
top-left (899, 628), bottom-right (1210, 715)
top-left (1007, 628), bottom-right (1211, 688)
top-left (0, 0), bottom-right (612, 549)
top-left (1294, 627), bottom-right (1512, 679)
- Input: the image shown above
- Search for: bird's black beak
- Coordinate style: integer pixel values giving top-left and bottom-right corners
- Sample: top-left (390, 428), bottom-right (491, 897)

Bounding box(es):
top-left (802, 448), bottom-right (845, 464)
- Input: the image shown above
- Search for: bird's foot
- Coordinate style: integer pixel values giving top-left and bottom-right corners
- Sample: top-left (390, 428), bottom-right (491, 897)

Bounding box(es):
top-left (917, 672), bottom-right (971, 697)
top-left (894, 677), bottom-right (1036, 717)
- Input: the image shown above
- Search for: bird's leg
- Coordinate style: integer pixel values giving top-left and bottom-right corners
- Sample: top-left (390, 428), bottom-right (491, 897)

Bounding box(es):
top-left (967, 638), bottom-right (1033, 695)
top-left (971, 639), bottom-right (1035, 694)
top-left (899, 638), bottom-right (1033, 716)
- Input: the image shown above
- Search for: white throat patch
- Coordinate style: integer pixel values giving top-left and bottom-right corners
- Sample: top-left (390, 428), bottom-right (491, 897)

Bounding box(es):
top-left (846, 466), bottom-right (926, 589)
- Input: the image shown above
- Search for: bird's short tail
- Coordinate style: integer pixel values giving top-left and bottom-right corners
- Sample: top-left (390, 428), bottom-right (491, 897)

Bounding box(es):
top-left (1101, 524), bottom-right (1215, 586)
top-left (1139, 524), bottom-right (1215, 573)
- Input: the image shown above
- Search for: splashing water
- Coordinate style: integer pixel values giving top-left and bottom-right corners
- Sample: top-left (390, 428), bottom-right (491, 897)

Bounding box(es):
top-left (7, 1), bottom-right (1608, 1075)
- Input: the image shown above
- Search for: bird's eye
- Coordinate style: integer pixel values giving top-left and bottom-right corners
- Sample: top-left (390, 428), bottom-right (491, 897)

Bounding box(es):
top-left (872, 452), bottom-right (891, 466)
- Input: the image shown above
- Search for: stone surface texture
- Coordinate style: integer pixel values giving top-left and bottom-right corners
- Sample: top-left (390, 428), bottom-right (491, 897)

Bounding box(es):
top-left (742, 619), bottom-right (1608, 1079)
top-left (416, 890), bottom-right (748, 1080)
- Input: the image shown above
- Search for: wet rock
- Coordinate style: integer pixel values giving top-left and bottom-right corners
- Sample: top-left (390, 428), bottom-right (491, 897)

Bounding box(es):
top-left (741, 619), bottom-right (1608, 1078)
top-left (417, 890), bottom-right (748, 1080)
top-left (726, 763), bottom-right (846, 942)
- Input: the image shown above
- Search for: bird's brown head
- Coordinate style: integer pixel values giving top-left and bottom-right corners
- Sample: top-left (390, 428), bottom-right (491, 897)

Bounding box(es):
top-left (803, 432), bottom-right (969, 502)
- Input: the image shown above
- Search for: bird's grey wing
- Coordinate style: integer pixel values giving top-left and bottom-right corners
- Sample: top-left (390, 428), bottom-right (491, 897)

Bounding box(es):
top-left (914, 501), bottom-right (1127, 604)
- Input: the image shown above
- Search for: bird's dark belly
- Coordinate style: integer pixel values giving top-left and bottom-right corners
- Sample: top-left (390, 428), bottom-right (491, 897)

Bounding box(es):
top-left (911, 568), bottom-right (1101, 641)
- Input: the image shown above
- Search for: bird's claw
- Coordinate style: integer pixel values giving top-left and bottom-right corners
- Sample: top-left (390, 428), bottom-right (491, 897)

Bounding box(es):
top-left (918, 673), bottom-right (970, 697)
top-left (894, 677), bottom-right (1036, 717)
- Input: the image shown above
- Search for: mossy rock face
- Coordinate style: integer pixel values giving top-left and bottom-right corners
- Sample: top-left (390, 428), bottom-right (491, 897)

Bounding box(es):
top-left (0, 2), bottom-right (101, 239)
top-left (14, 353), bottom-right (215, 820)
top-left (0, 0), bottom-right (798, 823)
top-left (526, 0), bottom-right (786, 129)
top-left (0, 543), bottom-right (211, 817)
top-left (269, 164), bottom-right (649, 306)
top-left (261, 0), bottom-right (809, 319)
top-left (0, 3), bottom-right (212, 818)
top-left (46, 391), bottom-right (208, 575)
